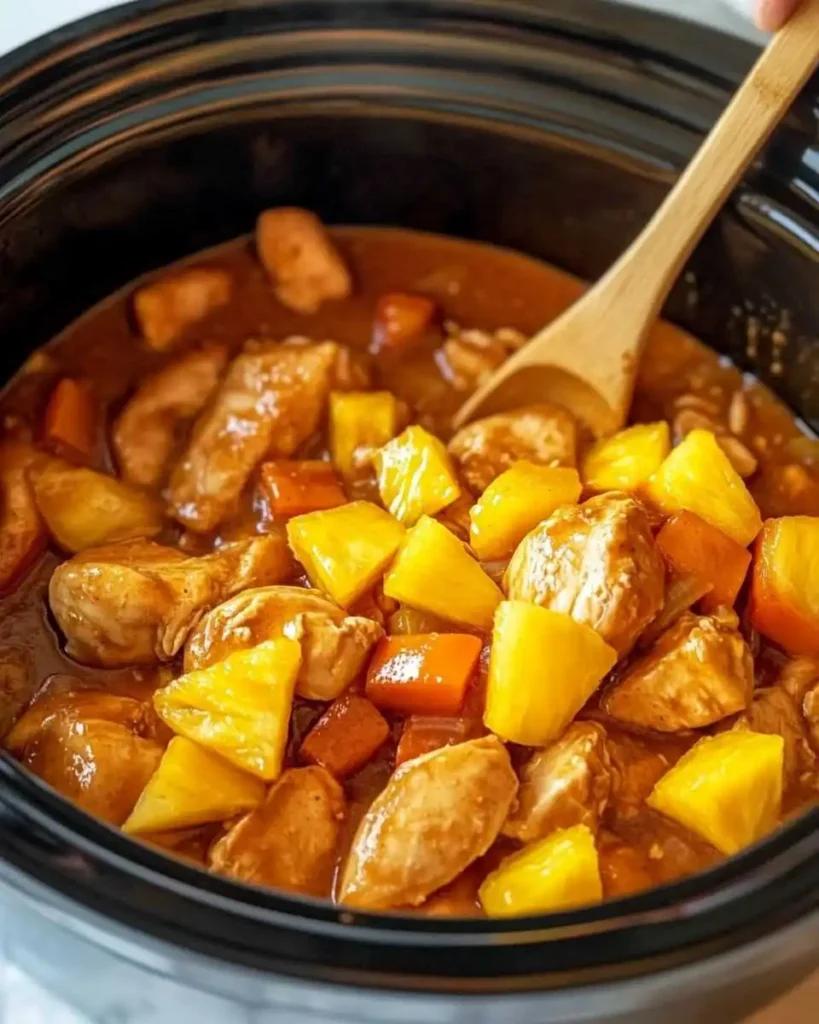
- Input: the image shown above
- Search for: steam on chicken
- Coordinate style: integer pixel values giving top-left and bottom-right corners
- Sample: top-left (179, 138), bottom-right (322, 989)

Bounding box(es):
top-left (184, 586), bottom-right (383, 701)
top-left (49, 535), bottom-right (292, 667)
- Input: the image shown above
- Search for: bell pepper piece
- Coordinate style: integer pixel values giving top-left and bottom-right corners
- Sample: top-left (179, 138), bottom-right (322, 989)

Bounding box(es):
top-left (260, 460), bottom-right (346, 518)
top-left (371, 292), bottom-right (436, 355)
top-left (299, 693), bottom-right (389, 778)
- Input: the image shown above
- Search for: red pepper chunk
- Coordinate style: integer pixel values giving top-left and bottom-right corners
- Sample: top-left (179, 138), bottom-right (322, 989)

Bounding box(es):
top-left (365, 633), bottom-right (482, 716)
top-left (371, 292), bottom-right (436, 355)
top-left (299, 693), bottom-right (389, 779)
top-left (42, 378), bottom-right (95, 463)
top-left (260, 460), bottom-right (347, 518)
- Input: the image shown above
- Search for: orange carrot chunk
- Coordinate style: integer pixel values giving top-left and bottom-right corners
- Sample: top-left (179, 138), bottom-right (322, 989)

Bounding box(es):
top-left (656, 510), bottom-right (751, 612)
top-left (749, 516), bottom-right (819, 656)
top-left (299, 693), bottom-right (389, 778)
top-left (365, 633), bottom-right (482, 716)
top-left (42, 379), bottom-right (95, 463)
top-left (395, 715), bottom-right (483, 767)
top-left (260, 460), bottom-right (347, 518)
top-left (371, 293), bottom-right (436, 355)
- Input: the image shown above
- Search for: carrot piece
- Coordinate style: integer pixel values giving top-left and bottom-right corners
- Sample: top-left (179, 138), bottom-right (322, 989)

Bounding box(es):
top-left (395, 715), bottom-right (482, 767)
top-left (749, 516), bottom-right (819, 656)
top-left (42, 379), bottom-right (95, 462)
top-left (656, 510), bottom-right (751, 612)
top-left (365, 633), bottom-right (482, 716)
top-left (299, 693), bottom-right (389, 778)
top-left (371, 293), bottom-right (436, 355)
top-left (260, 460), bottom-right (347, 518)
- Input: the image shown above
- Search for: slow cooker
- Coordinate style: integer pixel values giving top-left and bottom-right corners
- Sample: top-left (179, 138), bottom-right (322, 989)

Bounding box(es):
top-left (1, 2), bottom-right (818, 1021)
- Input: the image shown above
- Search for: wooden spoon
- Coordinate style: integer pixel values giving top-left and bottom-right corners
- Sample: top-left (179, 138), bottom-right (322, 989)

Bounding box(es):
top-left (453, 3), bottom-right (819, 436)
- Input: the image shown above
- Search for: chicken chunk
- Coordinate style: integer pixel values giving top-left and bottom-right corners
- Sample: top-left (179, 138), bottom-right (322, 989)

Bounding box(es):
top-left (506, 492), bottom-right (665, 657)
top-left (605, 729), bottom-right (687, 822)
top-left (209, 766), bottom-right (345, 895)
top-left (804, 684), bottom-right (819, 753)
top-left (601, 611), bottom-right (753, 732)
top-left (184, 586), bottom-right (382, 701)
top-left (133, 267), bottom-right (233, 351)
top-left (168, 340), bottom-right (339, 532)
top-left (18, 716), bottom-right (163, 825)
top-left (256, 208), bottom-right (352, 315)
top-left (733, 687), bottom-right (815, 784)
top-left (0, 439), bottom-right (45, 591)
top-left (448, 404), bottom-right (577, 493)
top-left (774, 654), bottom-right (819, 705)
top-left (49, 535), bottom-right (292, 667)
top-left (339, 735), bottom-right (518, 910)
top-left (502, 722), bottom-right (612, 842)
top-left (113, 345), bottom-right (228, 488)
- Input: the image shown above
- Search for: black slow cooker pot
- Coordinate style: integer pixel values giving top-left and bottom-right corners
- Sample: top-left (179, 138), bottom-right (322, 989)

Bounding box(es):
top-left (1, 2), bottom-right (818, 1021)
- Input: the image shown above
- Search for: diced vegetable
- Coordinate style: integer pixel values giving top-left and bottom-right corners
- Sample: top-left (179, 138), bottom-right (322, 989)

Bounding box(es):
top-left (484, 601), bottom-right (616, 746)
top-left (299, 693), bottom-right (389, 778)
top-left (469, 462), bottom-right (582, 561)
top-left (384, 515), bottom-right (502, 631)
top-left (749, 516), bottom-right (819, 655)
top-left (656, 510), bottom-right (751, 612)
top-left (259, 460), bottom-right (346, 518)
top-left (42, 378), bottom-right (95, 463)
top-left (375, 425), bottom-right (461, 526)
top-left (329, 391), bottom-right (401, 480)
top-left (387, 605), bottom-right (449, 635)
top-left (645, 429), bottom-right (762, 547)
top-left (479, 824), bottom-right (603, 916)
top-left (371, 292), bottom-right (436, 354)
top-left (154, 638), bottom-right (301, 780)
top-left (287, 501), bottom-right (405, 608)
top-left (647, 731), bottom-right (783, 855)
top-left (366, 633), bottom-right (482, 716)
top-left (123, 736), bottom-right (265, 834)
top-left (582, 422), bottom-right (670, 493)
top-left (0, 440), bottom-right (45, 591)
top-left (395, 715), bottom-right (481, 766)
top-left (29, 457), bottom-right (163, 553)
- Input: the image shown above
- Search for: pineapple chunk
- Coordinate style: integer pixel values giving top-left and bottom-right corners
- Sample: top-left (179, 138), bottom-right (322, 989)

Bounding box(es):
top-left (384, 515), bottom-right (502, 631)
top-left (30, 457), bottom-right (163, 553)
top-left (375, 425), bottom-right (461, 525)
top-left (287, 501), bottom-right (405, 607)
top-left (123, 736), bottom-right (265, 834)
top-left (469, 463), bottom-right (581, 561)
top-left (330, 391), bottom-right (400, 480)
top-left (645, 429), bottom-right (762, 547)
top-left (582, 422), bottom-right (670, 493)
top-left (485, 601), bottom-right (616, 746)
top-left (153, 638), bottom-right (301, 780)
top-left (647, 730), bottom-right (784, 855)
top-left (479, 824), bottom-right (602, 916)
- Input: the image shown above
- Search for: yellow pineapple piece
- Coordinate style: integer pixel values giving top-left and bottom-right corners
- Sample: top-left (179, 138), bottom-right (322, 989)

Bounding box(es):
top-left (480, 824), bottom-right (602, 916)
top-left (647, 730), bottom-right (783, 855)
top-left (330, 391), bottom-right (401, 480)
top-left (645, 429), bottom-right (762, 546)
top-left (375, 424), bottom-right (461, 525)
top-left (30, 457), bottom-right (163, 553)
top-left (287, 500), bottom-right (405, 607)
top-left (469, 462), bottom-right (581, 560)
top-left (153, 638), bottom-right (301, 780)
top-left (123, 736), bottom-right (265, 834)
top-left (485, 601), bottom-right (616, 746)
top-left (384, 515), bottom-right (502, 631)
top-left (582, 422), bottom-right (670, 494)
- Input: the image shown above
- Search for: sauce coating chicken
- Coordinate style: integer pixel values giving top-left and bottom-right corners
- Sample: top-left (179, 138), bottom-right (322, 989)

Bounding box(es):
top-left (133, 267), bottom-right (233, 351)
top-left (505, 492), bottom-right (665, 656)
top-left (0, 439), bottom-right (44, 590)
top-left (733, 687), bottom-right (815, 787)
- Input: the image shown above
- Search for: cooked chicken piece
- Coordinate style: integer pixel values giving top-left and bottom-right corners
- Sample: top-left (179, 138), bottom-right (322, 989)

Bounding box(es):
top-left (209, 766), bottom-right (345, 895)
top-left (256, 208), bottom-right (352, 315)
top-left (133, 267), bottom-right (233, 351)
top-left (596, 830), bottom-right (654, 898)
top-left (418, 866), bottom-right (484, 917)
top-left (605, 729), bottom-right (683, 821)
top-left (339, 735), bottom-right (517, 910)
top-left (19, 716), bottom-right (163, 825)
top-left (601, 610), bottom-right (753, 732)
top-left (503, 722), bottom-right (612, 842)
top-left (448, 404), bottom-right (577, 493)
top-left (611, 810), bottom-right (721, 886)
top-left (774, 654), bottom-right (819, 705)
top-left (113, 345), bottom-right (229, 488)
top-left (49, 535), bottom-right (291, 667)
top-left (0, 439), bottom-right (44, 591)
top-left (733, 687), bottom-right (815, 783)
top-left (184, 586), bottom-right (382, 701)
top-left (168, 340), bottom-right (339, 532)
top-left (803, 684), bottom-right (819, 753)
top-left (506, 493), bottom-right (665, 657)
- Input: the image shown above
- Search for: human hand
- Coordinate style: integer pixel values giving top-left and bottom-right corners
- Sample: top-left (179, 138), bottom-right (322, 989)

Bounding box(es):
top-left (755, 0), bottom-right (803, 30)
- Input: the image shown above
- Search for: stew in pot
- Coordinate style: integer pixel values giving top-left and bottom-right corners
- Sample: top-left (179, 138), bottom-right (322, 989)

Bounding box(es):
top-left (2, 209), bottom-right (819, 916)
